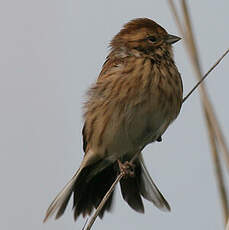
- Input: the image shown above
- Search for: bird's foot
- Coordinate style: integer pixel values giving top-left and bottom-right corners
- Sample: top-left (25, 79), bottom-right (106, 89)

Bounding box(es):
top-left (118, 160), bottom-right (135, 178)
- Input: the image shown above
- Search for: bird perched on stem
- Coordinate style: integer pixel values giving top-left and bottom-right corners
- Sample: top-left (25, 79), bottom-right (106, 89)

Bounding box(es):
top-left (44, 18), bottom-right (183, 222)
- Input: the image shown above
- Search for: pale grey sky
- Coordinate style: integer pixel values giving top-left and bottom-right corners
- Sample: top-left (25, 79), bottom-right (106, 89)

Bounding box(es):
top-left (1, 1), bottom-right (229, 230)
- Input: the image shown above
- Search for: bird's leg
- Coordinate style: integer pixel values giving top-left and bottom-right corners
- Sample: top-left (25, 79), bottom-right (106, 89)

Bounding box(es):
top-left (156, 136), bottom-right (162, 142)
top-left (117, 160), bottom-right (135, 178)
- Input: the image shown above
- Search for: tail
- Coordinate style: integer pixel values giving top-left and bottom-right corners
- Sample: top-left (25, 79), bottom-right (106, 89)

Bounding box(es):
top-left (44, 160), bottom-right (117, 222)
top-left (120, 154), bottom-right (171, 213)
top-left (44, 154), bottom-right (170, 222)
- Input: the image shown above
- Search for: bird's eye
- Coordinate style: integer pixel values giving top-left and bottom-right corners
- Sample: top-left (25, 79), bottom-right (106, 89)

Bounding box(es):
top-left (148, 36), bottom-right (157, 43)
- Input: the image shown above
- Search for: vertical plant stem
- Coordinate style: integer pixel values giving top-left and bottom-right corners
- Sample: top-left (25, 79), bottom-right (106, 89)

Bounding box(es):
top-left (181, 0), bottom-right (229, 171)
top-left (206, 113), bottom-right (229, 224)
top-left (168, 0), bottom-right (229, 225)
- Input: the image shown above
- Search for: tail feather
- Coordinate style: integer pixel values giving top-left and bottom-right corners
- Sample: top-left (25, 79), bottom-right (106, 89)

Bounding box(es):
top-left (55, 190), bottom-right (72, 219)
top-left (43, 167), bottom-right (84, 222)
top-left (139, 156), bottom-right (171, 211)
top-left (44, 161), bottom-right (116, 222)
top-left (120, 161), bottom-right (144, 213)
top-left (73, 162), bottom-right (116, 220)
top-left (119, 154), bottom-right (170, 213)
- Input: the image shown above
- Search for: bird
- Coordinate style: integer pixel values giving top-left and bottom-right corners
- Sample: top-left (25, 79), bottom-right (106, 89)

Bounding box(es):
top-left (44, 18), bottom-right (183, 222)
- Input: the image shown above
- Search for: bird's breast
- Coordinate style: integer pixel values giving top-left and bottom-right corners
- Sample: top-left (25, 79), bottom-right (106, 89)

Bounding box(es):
top-left (84, 57), bottom-right (183, 160)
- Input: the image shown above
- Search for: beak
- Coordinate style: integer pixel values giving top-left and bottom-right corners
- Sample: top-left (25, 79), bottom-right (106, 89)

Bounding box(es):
top-left (165, 34), bottom-right (181, 44)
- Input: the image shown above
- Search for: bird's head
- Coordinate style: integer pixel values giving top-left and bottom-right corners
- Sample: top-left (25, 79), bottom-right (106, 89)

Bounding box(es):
top-left (110, 18), bottom-right (181, 58)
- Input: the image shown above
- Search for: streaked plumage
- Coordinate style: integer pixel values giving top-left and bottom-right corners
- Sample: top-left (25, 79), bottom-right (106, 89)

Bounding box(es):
top-left (44, 18), bottom-right (183, 222)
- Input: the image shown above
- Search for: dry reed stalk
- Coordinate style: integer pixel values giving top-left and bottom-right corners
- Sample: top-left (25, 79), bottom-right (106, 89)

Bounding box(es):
top-left (168, 0), bottom-right (229, 225)
top-left (226, 218), bottom-right (229, 230)
top-left (206, 114), bottom-right (229, 222)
